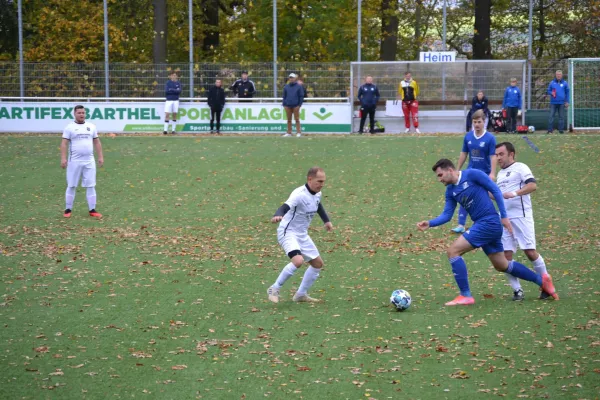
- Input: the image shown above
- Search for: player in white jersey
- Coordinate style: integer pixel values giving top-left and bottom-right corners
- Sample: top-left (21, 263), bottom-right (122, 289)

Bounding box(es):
top-left (495, 142), bottom-right (551, 300)
top-left (60, 105), bottom-right (104, 218)
top-left (267, 167), bottom-right (334, 303)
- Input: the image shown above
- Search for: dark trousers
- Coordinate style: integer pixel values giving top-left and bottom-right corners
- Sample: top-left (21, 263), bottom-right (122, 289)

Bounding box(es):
top-left (210, 108), bottom-right (222, 131)
top-left (548, 103), bottom-right (565, 132)
top-left (359, 105), bottom-right (376, 132)
top-left (506, 107), bottom-right (519, 132)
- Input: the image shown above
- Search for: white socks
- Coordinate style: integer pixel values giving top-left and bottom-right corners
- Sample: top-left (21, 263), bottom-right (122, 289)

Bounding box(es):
top-left (532, 255), bottom-right (547, 275)
top-left (163, 121), bottom-right (169, 131)
top-left (297, 266), bottom-right (320, 295)
top-left (65, 187), bottom-right (76, 210)
top-left (506, 254), bottom-right (547, 291)
top-left (273, 263), bottom-right (297, 289)
top-left (86, 187), bottom-right (97, 211)
top-left (506, 273), bottom-right (522, 291)
top-left (171, 120), bottom-right (177, 132)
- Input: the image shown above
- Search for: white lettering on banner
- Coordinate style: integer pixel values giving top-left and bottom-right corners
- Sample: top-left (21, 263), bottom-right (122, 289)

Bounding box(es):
top-left (419, 51), bottom-right (457, 63)
top-left (0, 102), bottom-right (352, 134)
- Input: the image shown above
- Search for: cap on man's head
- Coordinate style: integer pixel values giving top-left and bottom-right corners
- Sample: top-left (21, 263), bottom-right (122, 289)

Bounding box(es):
top-left (241, 71), bottom-right (248, 74)
top-left (288, 73), bottom-right (298, 78)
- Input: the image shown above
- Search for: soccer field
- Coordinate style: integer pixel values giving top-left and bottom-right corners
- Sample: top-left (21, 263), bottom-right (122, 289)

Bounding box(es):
top-left (0, 134), bottom-right (598, 399)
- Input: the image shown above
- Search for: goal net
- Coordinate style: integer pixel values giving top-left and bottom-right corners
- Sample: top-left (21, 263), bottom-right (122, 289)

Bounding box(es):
top-left (350, 60), bottom-right (526, 111)
top-left (569, 58), bottom-right (600, 130)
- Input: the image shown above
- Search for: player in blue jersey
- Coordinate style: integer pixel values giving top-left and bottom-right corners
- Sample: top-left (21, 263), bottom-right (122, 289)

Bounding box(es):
top-left (452, 110), bottom-right (497, 234)
top-left (417, 158), bottom-right (558, 306)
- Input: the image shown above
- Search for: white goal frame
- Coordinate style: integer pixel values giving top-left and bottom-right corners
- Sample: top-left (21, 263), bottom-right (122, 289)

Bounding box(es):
top-left (569, 57), bottom-right (600, 130)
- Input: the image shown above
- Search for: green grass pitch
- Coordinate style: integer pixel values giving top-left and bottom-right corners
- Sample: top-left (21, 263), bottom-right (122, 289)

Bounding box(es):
top-left (0, 134), bottom-right (599, 399)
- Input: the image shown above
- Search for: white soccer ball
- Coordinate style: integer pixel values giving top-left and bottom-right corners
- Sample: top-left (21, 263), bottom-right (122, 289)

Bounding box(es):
top-left (390, 289), bottom-right (412, 311)
top-left (528, 125), bottom-right (535, 133)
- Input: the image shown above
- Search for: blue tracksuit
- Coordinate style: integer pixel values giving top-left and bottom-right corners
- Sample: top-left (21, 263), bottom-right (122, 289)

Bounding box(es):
top-left (430, 169), bottom-right (507, 255)
top-left (165, 80), bottom-right (182, 100)
top-left (502, 85), bottom-right (521, 109)
top-left (547, 79), bottom-right (569, 105)
top-left (282, 82), bottom-right (304, 108)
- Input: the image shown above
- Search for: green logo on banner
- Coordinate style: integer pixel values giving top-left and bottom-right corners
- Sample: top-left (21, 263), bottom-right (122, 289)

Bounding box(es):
top-left (313, 107), bottom-right (333, 121)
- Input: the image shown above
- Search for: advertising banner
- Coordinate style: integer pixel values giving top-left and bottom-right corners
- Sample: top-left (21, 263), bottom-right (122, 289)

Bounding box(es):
top-left (0, 102), bottom-right (351, 134)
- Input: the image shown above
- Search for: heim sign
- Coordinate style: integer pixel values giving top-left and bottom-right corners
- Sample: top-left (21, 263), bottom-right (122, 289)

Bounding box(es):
top-left (419, 51), bottom-right (457, 63)
top-left (0, 102), bottom-right (352, 134)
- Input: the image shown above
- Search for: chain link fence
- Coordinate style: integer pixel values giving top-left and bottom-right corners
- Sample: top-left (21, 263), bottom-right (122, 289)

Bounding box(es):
top-left (0, 62), bottom-right (350, 99)
top-left (0, 59), bottom-right (572, 109)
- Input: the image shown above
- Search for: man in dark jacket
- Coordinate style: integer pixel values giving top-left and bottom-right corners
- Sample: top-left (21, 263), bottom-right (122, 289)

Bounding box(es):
top-left (230, 71), bottom-right (256, 101)
top-left (297, 78), bottom-right (309, 99)
top-left (547, 70), bottom-right (569, 134)
top-left (282, 73), bottom-right (304, 137)
top-left (466, 90), bottom-right (491, 132)
top-left (357, 75), bottom-right (380, 134)
top-left (207, 79), bottom-right (226, 134)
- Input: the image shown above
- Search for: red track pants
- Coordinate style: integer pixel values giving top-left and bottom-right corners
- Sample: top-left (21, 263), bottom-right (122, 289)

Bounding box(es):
top-left (402, 100), bottom-right (419, 128)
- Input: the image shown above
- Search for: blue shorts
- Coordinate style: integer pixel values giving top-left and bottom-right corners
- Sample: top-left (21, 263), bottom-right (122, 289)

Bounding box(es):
top-left (463, 217), bottom-right (504, 255)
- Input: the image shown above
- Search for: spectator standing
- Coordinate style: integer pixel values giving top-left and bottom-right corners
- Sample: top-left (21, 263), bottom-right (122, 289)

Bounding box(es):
top-left (164, 72), bottom-right (182, 135)
top-left (230, 71), bottom-right (256, 102)
top-left (398, 71), bottom-right (420, 133)
top-left (207, 79), bottom-right (226, 134)
top-left (502, 78), bottom-right (522, 134)
top-left (282, 73), bottom-right (304, 137)
top-left (357, 75), bottom-right (380, 134)
top-left (547, 70), bottom-right (569, 134)
top-left (297, 78), bottom-right (309, 99)
top-left (466, 90), bottom-right (491, 132)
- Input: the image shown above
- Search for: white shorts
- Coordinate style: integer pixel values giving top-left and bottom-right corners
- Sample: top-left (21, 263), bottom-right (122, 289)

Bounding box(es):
top-left (66, 161), bottom-right (96, 187)
top-left (165, 100), bottom-right (179, 114)
top-left (278, 233), bottom-right (320, 261)
top-left (502, 216), bottom-right (536, 252)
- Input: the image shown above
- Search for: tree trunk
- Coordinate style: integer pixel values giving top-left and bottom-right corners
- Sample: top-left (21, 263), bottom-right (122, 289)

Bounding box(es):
top-left (152, 0), bottom-right (167, 63)
top-left (413, 0), bottom-right (422, 59)
top-left (473, 0), bottom-right (492, 59)
top-left (201, 0), bottom-right (219, 53)
top-left (536, 0), bottom-right (546, 59)
top-left (380, 0), bottom-right (399, 61)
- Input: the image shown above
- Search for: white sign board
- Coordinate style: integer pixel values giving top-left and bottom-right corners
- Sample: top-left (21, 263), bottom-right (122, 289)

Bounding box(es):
top-left (419, 51), bottom-right (457, 63)
top-left (0, 102), bottom-right (352, 134)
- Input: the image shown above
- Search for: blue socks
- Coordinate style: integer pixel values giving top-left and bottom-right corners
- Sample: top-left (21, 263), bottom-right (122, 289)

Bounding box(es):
top-left (506, 260), bottom-right (543, 286)
top-left (449, 256), bottom-right (471, 297)
top-left (458, 205), bottom-right (467, 226)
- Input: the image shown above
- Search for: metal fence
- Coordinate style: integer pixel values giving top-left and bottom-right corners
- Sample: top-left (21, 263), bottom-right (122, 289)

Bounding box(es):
top-left (0, 60), bottom-right (574, 110)
top-left (0, 62), bottom-right (349, 100)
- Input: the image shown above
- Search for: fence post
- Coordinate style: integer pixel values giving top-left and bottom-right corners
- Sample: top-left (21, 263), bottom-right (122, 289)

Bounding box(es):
top-left (103, 0), bottom-right (110, 98)
top-left (273, 0), bottom-right (278, 98)
top-left (522, 61), bottom-right (526, 125)
top-left (189, 0), bottom-right (194, 98)
top-left (18, 0), bottom-right (24, 100)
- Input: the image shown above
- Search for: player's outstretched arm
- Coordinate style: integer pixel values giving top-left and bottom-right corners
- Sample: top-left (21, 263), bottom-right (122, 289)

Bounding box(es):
top-left (425, 193), bottom-right (457, 229)
top-left (60, 138), bottom-right (69, 168)
top-left (457, 151), bottom-right (468, 170)
top-left (416, 220), bottom-right (430, 231)
top-left (271, 203), bottom-right (290, 223)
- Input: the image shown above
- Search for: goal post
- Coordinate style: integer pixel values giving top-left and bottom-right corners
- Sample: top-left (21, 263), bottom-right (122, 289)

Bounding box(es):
top-left (569, 58), bottom-right (600, 130)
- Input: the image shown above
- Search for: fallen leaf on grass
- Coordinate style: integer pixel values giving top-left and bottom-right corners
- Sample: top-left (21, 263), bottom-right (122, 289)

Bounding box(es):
top-left (171, 365), bottom-right (187, 370)
top-left (483, 293), bottom-right (494, 299)
top-left (450, 370), bottom-right (469, 379)
top-left (49, 369), bottom-right (64, 376)
top-left (297, 366), bottom-right (311, 371)
top-left (34, 346), bottom-right (49, 353)
top-left (70, 364), bottom-right (84, 369)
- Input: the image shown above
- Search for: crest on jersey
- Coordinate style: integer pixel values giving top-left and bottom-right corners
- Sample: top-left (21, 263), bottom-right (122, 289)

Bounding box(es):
top-left (462, 182), bottom-right (469, 189)
top-left (479, 142), bottom-right (485, 147)
top-left (468, 141), bottom-right (472, 145)
top-left (506, 171), bottom-right (511, 177)
top-left (87, 127), bottom-right (90, 131)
